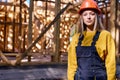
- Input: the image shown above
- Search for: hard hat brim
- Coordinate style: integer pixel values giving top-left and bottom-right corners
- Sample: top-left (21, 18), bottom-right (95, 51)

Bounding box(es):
top-left (78, 8), bottom-right (101, 15)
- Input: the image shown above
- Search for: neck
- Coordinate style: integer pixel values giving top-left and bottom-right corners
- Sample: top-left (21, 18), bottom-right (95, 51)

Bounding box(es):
top-left (86, 26), bottom-right (94, 31)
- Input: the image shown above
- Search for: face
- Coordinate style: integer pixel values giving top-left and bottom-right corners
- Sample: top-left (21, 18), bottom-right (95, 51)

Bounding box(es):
top-left (81, 10), bottom-right (96, 27)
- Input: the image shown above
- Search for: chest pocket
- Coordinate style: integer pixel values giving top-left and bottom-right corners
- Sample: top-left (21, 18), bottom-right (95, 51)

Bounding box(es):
top-left (76, 46), bottom-right (93, 58)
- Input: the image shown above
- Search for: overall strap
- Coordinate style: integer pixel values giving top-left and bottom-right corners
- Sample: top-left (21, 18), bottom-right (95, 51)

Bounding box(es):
top-left (78, 34), bottom-right (84, 45)
top-left (78, 31), bottom-right (100, 46)
top-left (91, 31), bottom-right (100, 46)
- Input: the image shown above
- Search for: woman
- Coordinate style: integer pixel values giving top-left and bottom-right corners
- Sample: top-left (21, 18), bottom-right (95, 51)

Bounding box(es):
top-left (67, 0), bottom-right (116, 80)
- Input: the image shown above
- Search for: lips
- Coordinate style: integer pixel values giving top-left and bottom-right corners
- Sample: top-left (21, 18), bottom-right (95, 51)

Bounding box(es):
top-left (86, 20), bottom-right (92, 23)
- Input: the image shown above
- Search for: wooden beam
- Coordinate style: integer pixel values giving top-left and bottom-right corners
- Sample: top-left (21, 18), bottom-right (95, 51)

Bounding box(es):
top-left (0, 50), bottom-right (12, 65)
top-left (52, 0), bottom-right (61, 62)
top-left (15, 2), bottom-right (72, 65)
top-left (110, 0), bottom-right (116, 39)
top-left (115, 0), bottom-right (120, 55)
top-left (27, 0), bottom-right (34, 62)
top-left (110, 0), bottom-right (120, 55)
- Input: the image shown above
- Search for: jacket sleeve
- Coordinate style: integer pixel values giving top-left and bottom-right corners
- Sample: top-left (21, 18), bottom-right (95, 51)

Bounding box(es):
top-left (105, 33), bottom-right (116, 80)
top-left (67, 34), bottom-right (78, 80)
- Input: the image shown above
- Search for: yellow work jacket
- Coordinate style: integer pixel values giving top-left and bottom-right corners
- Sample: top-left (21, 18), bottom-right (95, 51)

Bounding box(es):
top-left (67, 30), bottom-right (116, 80)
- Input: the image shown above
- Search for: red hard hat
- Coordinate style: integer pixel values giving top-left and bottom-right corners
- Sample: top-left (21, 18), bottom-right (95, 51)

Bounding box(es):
top-left (79, 0), bottom-right (101, 14)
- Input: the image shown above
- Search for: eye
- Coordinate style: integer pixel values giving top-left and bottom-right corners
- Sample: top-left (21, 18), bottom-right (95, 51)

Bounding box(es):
top-left (82, 13), bottom-right (87, 16)
top-left (90, 12), bottom-right (95, 15)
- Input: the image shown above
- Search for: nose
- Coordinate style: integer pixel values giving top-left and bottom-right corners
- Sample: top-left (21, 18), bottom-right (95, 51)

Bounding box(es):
top-left (87, 14), bottom-right (91, 19)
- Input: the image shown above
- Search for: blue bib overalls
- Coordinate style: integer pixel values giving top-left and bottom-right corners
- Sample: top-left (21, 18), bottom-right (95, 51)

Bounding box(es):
top-left (74, 31), bottom-right (107, 80)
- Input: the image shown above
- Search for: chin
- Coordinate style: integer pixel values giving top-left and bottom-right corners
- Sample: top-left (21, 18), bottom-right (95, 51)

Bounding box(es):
top-left (86, 24), bottom-right (93, 26)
